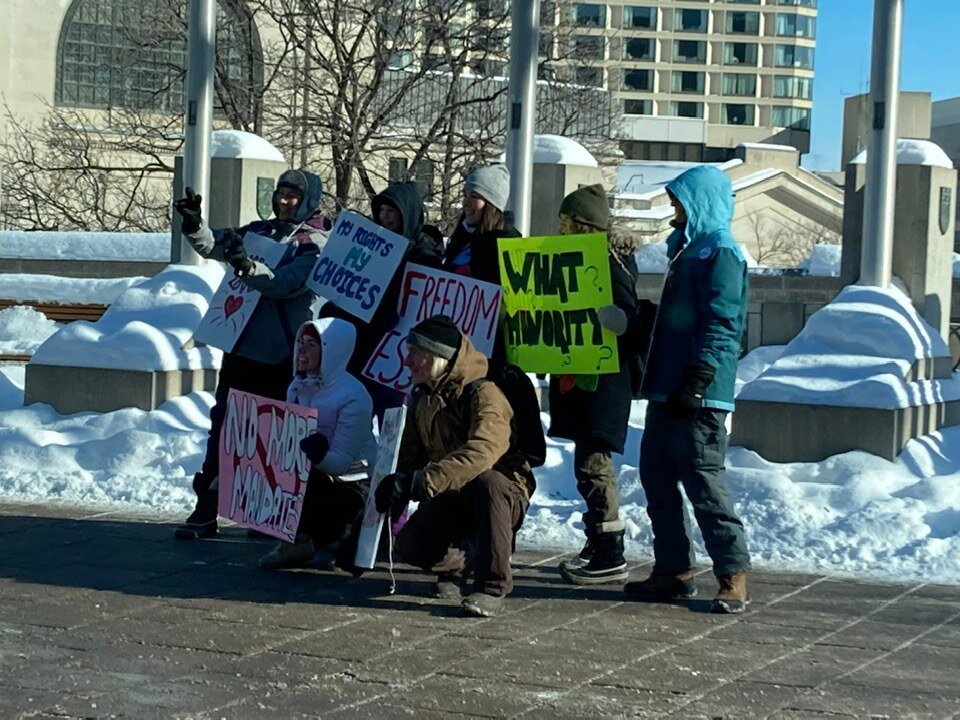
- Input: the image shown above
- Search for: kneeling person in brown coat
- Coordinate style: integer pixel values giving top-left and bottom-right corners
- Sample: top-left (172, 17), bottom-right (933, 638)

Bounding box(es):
top-left (374, 315), bottom-right (534, 618)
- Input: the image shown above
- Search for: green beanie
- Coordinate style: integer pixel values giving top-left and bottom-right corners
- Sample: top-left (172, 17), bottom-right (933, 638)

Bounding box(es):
top-left (558, 183), bottom-right (609, 231)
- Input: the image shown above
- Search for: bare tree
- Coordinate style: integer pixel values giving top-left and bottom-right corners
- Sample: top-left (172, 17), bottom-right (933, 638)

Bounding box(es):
top-left (746, 211), bottom-right (840, 268)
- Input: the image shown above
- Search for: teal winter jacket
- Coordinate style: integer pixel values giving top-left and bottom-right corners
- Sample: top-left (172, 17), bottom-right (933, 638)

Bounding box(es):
top-left (641, 165), bottom-right (748, 411)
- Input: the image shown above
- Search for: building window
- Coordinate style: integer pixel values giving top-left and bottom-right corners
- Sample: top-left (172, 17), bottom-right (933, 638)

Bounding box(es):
top-left (388, 158), bottom-right (407, 184)
top-left (773, 75), bottom-right (813, 99)
top-left (673, 40), bottom-right (706, 63)
top-left (772, 105), bottom-right (811, 130)
top-left (622, 68), bottom-right (653, 91)
top-left (540, 1), bottom-right (557, 25)
top-left (623, 37), bottom-right (654, 61)
top-left (55, 0), bottom-right (261, 122)
top-left (723, 104), bottom-right (755, 125)
top-left (730, 0), bottom-right (760, 3)
top-left (412, 159), bottom-right (435, 196)
top-left (623, 99), bottom-right (653, 115)
top-left (575, 66), bottom-right (604, 87)
top-left (538, 32), bottom-right (553, 57)
top-left (725, 11), bottom-right (759, 34)
top-left (670, 71), bottom-right (704, 94)
top-left (573, 3), bottom-right (605, 27)
top-left (723, 42), bottom-right (757, 65)
top-left (669, 101), bottom-right (704, 119)
top-left (722, 73), bottom-right (756, 96)
top-left (474, 0), bottom-right (506, 19)
top-left (776, 13), bottom-right (816, 38)
top-left (622, 6), bottom-right (656, 29)
top-left (674, 9), bottom-right (708, 32)
top-left (572, 35), bottom-right (605, 59)
top-left (777, 0), bottom-right (816, 6)
top-left (775, 44), bottom-right (815, 68)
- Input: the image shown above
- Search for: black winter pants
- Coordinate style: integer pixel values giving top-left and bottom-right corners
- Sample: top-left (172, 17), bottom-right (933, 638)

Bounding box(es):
top-left (298, 471), bottom-right (368, 565)
top-left (395, 471), bottom-right (529, 597)
top-left (195, 352), bottom-right (292, 497)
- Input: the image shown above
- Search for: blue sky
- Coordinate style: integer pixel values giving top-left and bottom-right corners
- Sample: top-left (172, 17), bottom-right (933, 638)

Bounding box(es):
top-left (803, 0), bottom-right (960, 171)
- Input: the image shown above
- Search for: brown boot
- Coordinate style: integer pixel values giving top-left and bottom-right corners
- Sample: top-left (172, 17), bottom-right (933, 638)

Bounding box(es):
top-left (711, 571), bottom-right (749, 614)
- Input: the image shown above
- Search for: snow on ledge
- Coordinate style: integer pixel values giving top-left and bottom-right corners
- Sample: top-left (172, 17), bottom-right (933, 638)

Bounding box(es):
top-left (0, 231), bottom-right (169, 262)
top-left (738, 142), bottom-right (799, 152)
top-left (30, 264), bottom-right (225, 372)
top-left (851, 138), bottom-right (954, 170)
top-left (497, 134), bottom-right (598, 168)
top-left (210, 130), bottom-right (285, 162)
top-left (738, 284), bottom-right (956, 409)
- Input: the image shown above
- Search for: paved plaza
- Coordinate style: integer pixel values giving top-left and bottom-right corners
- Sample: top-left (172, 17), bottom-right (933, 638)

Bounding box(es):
top-left (0, 502), bottom-right (958, 719)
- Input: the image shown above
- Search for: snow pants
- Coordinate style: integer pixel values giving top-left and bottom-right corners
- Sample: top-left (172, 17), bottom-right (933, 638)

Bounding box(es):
top-left (639, 402), bottom-right (750, 577)
top-left (573, 438), bottom-right (621, 531)
top-left (395, 470), bottom-right (529, 597)
top-left (196, 352), bottom-right (293, 497)
top-left (298, 471), bottom-right (368, 566)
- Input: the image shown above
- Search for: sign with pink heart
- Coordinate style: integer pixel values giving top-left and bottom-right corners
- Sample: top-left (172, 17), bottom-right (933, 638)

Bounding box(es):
top-left (193, 232), bottom-right (289, 352)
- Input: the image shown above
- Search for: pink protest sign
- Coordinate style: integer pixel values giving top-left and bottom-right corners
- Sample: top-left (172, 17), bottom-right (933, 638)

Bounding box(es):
top-left (362, 263), bottom-right (502, 394)
top-left (217, 389), bottom-right (319, 542)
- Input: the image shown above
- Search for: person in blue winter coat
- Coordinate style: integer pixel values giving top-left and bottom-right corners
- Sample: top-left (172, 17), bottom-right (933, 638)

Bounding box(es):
top-left (258, 317), bottom-right (377, 574)
top-left (624, 165), bottom-right (752, 614)
top-left (172, 169), bottom-right (327, 540)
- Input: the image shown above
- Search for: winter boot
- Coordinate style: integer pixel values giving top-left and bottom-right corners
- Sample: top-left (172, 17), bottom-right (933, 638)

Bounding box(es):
top-left (711, 571), bottom-right (749, 614)
top-left (624, 571), bottom-right (697, 602)
top-left (174, 481), bottom-right (218, 540)
top-left (461, 592), bottom-right (504, 618)
top-left (558, 527), bottom-right (596, 573)
top-left (258, 534), bottom-right (315, 570)
top-left (432, 574), bottom-right (464, 600)
top-left (560, 528), bottom-right (628, 585)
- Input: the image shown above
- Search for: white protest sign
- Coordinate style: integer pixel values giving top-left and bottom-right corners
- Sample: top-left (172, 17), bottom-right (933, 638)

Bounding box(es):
top-left (362, 264), bottom-right (502, 394)
top-left (193, 233), bottom-right (288, 352)
top-left (354, 405), bottom-right (407, 570)
top-left (306, 210), bottom-right (409, 323)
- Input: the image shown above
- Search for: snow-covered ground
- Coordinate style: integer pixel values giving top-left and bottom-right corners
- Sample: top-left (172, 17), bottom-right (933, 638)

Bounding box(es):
top-left (0, 231), bottom-right (168, 262)
top-left (0, 274), bottom-right (144, 305)
top-left (1, 344), bottom-right (959, 583)
top-left (0, 306), bottom-right (60, 355)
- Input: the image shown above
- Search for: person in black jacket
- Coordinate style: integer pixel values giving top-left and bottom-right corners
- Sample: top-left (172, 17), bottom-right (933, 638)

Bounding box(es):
top-left (319, 181), bottom-right (443, 422)
top-left (442, 164), bottom-right (519, 368)
top-left (549, 184), bottom-right (649, 586)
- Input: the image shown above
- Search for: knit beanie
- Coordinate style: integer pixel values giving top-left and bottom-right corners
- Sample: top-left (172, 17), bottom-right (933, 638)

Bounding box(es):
top-left (464, 165), bottom-right (511, 213)
top-left (406, 315), bottom-right (462, 360)
top-left (558, 183), bottom-right (609, 231)
top-left (276, 169), bottom-right (308, 199)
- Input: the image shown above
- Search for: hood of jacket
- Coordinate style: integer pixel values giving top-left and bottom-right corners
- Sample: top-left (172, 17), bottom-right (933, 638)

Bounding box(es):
top-left (274, 169), bottom-right (324, 224)
top-left (372, 181), bottom-right (425, 241)
top-left (432, 331), bottom-right (488, 399)
top-left (291, 317), bottom-right (356, 386)
top-left (664, 165), bottom-right (735, 258)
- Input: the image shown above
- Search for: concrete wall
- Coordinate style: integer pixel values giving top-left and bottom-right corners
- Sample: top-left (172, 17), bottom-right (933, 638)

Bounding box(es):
top-left (529, 163), bottom-right (603, 237)
top-left (841, 91), bottom-right (932, 167)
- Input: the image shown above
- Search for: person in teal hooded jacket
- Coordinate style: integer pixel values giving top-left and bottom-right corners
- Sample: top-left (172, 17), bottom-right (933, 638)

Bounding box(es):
top-left (625, 165), bottom-right (751, 614)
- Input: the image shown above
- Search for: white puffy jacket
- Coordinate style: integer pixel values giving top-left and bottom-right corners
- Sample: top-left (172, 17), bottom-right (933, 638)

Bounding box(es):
top-left (286, 318), bottom-right (376, 476)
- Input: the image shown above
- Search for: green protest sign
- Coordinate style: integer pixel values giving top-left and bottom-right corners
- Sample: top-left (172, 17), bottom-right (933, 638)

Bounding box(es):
top-left (497, 233), bottom-right (620, 375)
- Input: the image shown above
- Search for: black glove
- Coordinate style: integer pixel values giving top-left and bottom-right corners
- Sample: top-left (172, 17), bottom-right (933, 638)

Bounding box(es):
top-left (223, 230), bottom-right (254, 276)
top-left (666, 363), bottom-right (716, 419)
top-left (374, 471), bottom-right (411, 515)
top-left (299, 433), bottom-right (329, 465)
top-left (173, 186), bottom-right (203, 234)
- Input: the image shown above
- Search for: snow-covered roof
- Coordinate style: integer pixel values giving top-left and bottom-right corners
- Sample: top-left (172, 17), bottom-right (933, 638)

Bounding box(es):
top-left (210, 130), bottom-right (285, 162)
top-left (737, 142), bottom-right (799, 152)
top-left (497, 135), bottom-right (598, 168)
top-left (731, 168), bottom-right (782, 192)
top-left (851, 138), bottom-right (954, 169)
top-left (0, 231), bottom-right (169, 262)
top-left (613, 159), bottom-right (742, 196)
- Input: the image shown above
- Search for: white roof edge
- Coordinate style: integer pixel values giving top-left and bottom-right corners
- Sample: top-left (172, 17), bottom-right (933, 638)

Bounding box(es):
top-left (850, 138), bottom-right (954, 169)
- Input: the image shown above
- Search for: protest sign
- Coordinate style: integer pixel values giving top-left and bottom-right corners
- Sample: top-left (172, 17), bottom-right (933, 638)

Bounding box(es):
top-left (306, 210), bottom-right (409, 323)
top-left (193, 233), bottom-right (288, 352)
top-left (217, 389), bottom-right (319, 542)
top-left (497, 233), bottom-right (620, 375)
top-left (354, 405), bottom-right (407, 570)
top-left (362, 264), bottom-right (502, 393)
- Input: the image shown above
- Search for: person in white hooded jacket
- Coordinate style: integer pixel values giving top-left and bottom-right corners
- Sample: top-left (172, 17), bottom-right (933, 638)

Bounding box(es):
top-left (258, 317), bottom-right (377, 573)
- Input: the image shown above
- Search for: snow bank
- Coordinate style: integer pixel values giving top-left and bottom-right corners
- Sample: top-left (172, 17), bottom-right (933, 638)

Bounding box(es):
top-left (497, 134), bottom-right (598, 167)
top-left (851, 138), bottom-right (954, 170)
top-left (798, 243), bottom-right (842, 276)
top-left (0, 231), bottom-right (169, 262)
top-left (635, 241), bottom-right (759, 274)
top-left (30, 264), bottom-right (224, 371)
top-left (211, 130), bottom-right (285, 162)
top-left (953, 252), bottom-right (960, 279)
top-left (739, 284), bottom-right (957, 409)
top-left (0, 366), bottom-right (24, 411)
top-left (0, 274), bottom-right (144, 305)
top-left (0, 306), bottom-right (59, 355)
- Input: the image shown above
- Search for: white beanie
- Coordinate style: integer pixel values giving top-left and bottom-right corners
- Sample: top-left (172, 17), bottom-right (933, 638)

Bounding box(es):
top-left (463, 165), bottom-right (511, 213)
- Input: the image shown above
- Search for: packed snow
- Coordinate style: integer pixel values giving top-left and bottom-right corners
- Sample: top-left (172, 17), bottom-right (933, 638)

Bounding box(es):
top-left (798, 243), bottom-right (842, 277)
top-left (739, 284), bottom-right (958, 409)
top-left (210, 129), bottom-right (285, 162)
top-left (497, 134), bottom-right (598, 167)
top-left (634, 240), bottom-right (758, 274)
top-left (0, 274), bottom-right (145, 305)
top-left (0, 306), bottom-right (59, 355)
top-left (31, 263), bottom-right (224, 371)
top-left (0, 231), bottom-right (169, 262)
top-left (954, 252), bottom-right (960, 279)
top-left (851, 138), bottom-right (954, 170)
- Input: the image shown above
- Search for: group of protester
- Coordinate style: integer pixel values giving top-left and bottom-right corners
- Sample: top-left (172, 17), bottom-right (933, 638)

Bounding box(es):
top-left (171, 160), bottom-right (751, 618)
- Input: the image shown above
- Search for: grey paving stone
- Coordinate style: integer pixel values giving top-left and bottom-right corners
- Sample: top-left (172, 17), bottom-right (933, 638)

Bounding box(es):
top-left (749, 644), bottom-right (883, 688)
top-left (669, 680), bottom-right (807, 718)
top-left (786, 679), bottom-right (960, 719)
top-left (389, 674), bottom-right (546, 717)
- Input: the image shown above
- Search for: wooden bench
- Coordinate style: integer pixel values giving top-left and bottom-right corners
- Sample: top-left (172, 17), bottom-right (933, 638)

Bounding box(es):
top-left (0, 299), bottom-right (108, 323)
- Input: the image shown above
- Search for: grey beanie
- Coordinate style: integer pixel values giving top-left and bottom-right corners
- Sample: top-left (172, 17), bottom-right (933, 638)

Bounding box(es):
top-left (464, 165), bottom-right (510, 213)
top-left (559, 183), bottom-right (609, 231)
top-left (406, 315), bottom-right (462, 360)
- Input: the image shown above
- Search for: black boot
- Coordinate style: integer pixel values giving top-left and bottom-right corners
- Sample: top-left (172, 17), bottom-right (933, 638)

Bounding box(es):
top-left (175, 474), bottom-right (219, 539)
top-left (558, 527), bottom-right (595, 573)
top-left (560, 528), bottom-right (628, 585)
